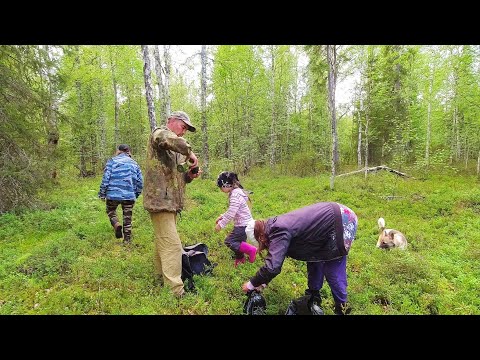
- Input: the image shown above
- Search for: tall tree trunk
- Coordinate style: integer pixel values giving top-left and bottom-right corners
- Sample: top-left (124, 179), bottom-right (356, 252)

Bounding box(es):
top-left (327, 45), bottom-right (338, 190)
top-left (425, 63), bottom-right (434, 168)
top-left (41, 45), bottom-right (60, 180)
top-left (357, 80), bottom-right (363, 168)
top-left (477, 150), bottom-right (480, 176)
top-left (141, 45), bottom-right (157, 132)
top-left (452, 106), bottom-right (458, 163)
top-left (269, 46), bottom-right (276, 166)
top-left (293, 46), bottom-right (299, 115)
top-left (153, 45), bottom-right (166, 121)
top-left (364, 46), bottom-right (373, 180)
top-left (465, 141), bottom-right (469, 169)
top-left (74, 53), bottom-right (87, 177)
top-left (364, 111), bottom-right (370, 180)
top-left (163, 45), bottom-right (171, 118)
top-left (98, 85), bottom-right (106, 167)
top-left (200, 45), bottom-right (209, 178)
top-left (109, 48), bottom-right (120, 146)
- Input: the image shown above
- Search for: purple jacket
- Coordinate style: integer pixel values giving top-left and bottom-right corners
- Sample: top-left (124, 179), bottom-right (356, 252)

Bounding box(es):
top-left (250, 202), bottom-right (347, 287)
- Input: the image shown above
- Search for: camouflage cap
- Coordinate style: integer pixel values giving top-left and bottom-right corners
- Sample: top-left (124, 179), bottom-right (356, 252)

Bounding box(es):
top-left (169, 111), bottom-right (196, 132)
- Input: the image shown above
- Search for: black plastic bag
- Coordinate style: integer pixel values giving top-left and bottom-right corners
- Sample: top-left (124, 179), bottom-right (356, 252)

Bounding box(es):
top-left (181, 243), bottom-right (216, 292)
top-left (243, 289), bottom-right (267, 315)
top-left (285, 295), bottom-right (324, 315)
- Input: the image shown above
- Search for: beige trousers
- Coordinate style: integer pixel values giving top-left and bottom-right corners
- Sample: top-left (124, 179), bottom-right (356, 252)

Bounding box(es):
top-left (150, 211), bottom-right (184, 297)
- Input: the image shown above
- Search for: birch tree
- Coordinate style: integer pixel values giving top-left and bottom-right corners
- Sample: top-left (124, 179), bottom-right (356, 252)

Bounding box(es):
top-left (154, 45), bottom-right (166, 121)
top-left (164, 45), bottom-right (171, 118)
top-left (326, 45), bottom-right (338, 190)
top-left (141, 45), bottom-right (157, 132)
top-left (200, 45), bottom-right (209, 178)
top-left (108, 47), bottom-right (120, 145)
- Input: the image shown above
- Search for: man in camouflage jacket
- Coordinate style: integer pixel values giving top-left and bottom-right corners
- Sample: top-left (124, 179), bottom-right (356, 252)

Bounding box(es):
top-left (143, 111), bottom-right (200, 298)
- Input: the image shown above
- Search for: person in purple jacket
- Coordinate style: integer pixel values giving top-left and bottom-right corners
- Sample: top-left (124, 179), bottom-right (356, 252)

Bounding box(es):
top-left (241, 202), bottom-right (358, 315)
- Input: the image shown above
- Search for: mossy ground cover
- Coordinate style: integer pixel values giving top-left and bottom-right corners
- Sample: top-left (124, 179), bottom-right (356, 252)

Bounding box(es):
top-left (1, 167), bottom-right (479, 315)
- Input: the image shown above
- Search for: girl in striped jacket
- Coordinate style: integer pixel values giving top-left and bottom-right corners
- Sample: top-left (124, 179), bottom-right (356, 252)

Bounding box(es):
top-left (215, 171), bottom-right (257, 267)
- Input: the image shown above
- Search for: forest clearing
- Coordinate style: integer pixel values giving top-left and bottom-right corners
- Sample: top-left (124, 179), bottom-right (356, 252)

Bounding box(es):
top-left (0, 169), bottom-right (479, 315)
top-left (1, 45), bottom-right (480, 315)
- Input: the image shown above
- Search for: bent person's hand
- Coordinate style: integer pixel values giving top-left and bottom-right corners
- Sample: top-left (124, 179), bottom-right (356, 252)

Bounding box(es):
top-left (241, 282), bottom-right (251, 293)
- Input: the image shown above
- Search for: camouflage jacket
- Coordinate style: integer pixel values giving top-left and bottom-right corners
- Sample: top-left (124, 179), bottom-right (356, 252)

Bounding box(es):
top-left (143, 126), bottom-right (194, 213)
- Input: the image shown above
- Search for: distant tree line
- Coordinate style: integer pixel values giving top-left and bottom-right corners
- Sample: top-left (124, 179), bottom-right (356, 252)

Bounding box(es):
top-left (1, 45), bottom-right (479, 213)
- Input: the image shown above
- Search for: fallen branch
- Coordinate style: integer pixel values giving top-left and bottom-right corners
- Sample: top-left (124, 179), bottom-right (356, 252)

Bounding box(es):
top-left (337, 165), bottom-right (413, 178)
top-left (379, 195), bottom-right (405, 200)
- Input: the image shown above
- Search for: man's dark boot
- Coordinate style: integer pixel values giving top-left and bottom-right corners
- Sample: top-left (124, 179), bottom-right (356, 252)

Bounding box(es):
top-left (334, 302), bottom-right (352, 315)
top-left (114, 222), bottom-right (123, 239)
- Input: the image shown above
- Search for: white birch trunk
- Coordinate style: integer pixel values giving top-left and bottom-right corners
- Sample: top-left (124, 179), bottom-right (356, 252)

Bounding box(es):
top-left (163, 45), bottom-right (171, 118)
top-left (200, 45), bottom-right (209, 178)
top-left (109, 48), bottom-right (120, 145)
top-left (141, 45), bottom-right (157, 132)
top-left (153, 45), bottom-right (166, 121)
top-left (357, 112), bottom-right (362, 168)
top-left (364, 47), bottom-right (373, 180)
top-left (465, 142), bottom-right (469, 169)
top-left (270, 45), bottom-right (276, 166)
top-left (357, 85), bottom-right (363, 168)
top-left (327, 45), bottom-right (338, 190)
top-left (477, 150), bottom-right (480, 176)
top-left (98, 85), bottom-right (106, 167)
top-left (425, 64), bottom-right (434, 168)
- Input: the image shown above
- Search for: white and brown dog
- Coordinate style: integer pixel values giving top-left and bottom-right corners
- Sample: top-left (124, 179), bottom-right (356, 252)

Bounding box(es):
top-left (376, 218), bottom-right (407, 250)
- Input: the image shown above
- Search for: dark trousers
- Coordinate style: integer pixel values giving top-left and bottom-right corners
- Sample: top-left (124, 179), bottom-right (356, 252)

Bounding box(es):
top-left (106, 199), bottom-right (135, 241)
top-left (224, 226), bottom-right (247, 259)
top-left (307, 256), bottom-right (347, 304)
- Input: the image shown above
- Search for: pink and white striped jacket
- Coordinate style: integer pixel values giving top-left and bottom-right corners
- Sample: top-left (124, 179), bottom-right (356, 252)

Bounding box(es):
top-left (217, 188), bottom-right (253, 228)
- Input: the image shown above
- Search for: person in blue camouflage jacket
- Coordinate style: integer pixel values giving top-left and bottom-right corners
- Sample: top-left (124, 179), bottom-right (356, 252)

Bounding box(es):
top-left (98, 144), bottom-right (143, 245)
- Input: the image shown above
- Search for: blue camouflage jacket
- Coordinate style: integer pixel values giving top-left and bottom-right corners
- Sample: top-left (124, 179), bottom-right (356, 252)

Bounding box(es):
top-left (98, 153), bottom-right (143, 201)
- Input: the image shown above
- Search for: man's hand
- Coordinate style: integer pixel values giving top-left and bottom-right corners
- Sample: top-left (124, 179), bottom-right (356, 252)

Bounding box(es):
top-left (187, 168), bottom-right (202, 180)
top-left (215, 223), bottom-right (221, 232)
top-left (215, 216), bottom-right (223, 224)
top-left (188, 151), bottom-right (198, 168)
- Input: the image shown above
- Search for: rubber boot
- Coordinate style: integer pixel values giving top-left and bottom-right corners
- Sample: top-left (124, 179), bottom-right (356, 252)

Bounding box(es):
top-left (239, 242), bottom-right (257, 263)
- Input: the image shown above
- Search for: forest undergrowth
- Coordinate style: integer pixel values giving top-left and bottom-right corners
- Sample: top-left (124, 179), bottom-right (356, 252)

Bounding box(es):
top-left (1, 166), bottom-right (479, 315)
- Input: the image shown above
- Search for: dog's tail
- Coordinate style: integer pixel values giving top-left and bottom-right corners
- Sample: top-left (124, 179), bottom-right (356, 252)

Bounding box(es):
top-left (378, 217), bottom-right (386, 231)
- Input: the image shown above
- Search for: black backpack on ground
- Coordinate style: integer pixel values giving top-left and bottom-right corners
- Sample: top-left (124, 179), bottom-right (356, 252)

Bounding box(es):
top-left (285, 295), bottom-right (324, 315)
top-left (181, 243), bottom-right (216, 292)
top-left (243, 289), bottom-right (267, 315)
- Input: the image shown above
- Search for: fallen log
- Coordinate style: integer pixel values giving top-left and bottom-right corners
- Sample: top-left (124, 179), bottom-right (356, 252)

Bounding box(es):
top-left (337, 165), bottom-right (413, 178)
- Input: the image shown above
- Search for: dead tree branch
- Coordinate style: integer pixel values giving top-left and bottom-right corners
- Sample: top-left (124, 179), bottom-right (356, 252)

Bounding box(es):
top-left (337, 165), bottom-right (413, 178)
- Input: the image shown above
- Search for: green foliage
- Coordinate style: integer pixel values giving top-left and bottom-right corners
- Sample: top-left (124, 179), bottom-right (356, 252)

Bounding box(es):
top-left (0, 45), bottom-right (60, 213)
